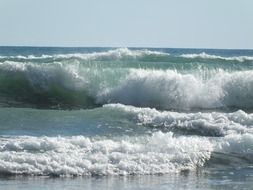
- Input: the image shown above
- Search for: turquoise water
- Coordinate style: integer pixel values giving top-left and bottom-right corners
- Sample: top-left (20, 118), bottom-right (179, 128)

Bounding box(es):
top-left (1, 47), bottom-right (253, 189)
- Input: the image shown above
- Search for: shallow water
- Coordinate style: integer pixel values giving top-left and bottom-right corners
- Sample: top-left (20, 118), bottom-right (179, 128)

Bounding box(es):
top-left (1, 168), bottom-right (253, 190)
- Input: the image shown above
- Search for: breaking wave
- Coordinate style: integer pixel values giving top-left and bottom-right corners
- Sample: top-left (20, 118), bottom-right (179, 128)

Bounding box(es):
top-left (0, 48), bottom-right (170, 62)
top-left (104, 104), bottom-right (253, 136)
top-left (1, 48), bottom-right (253, 64)
top-left (181, 52), bottom-right (253, 62)
top-left (0, 132), bottom-right (213, 176)
top-left (1, 130), bottom-right (253, 176)
top-left (99, 69), bottom-right (253, 110)
top-left (1, 47), bottom-right (253, 178)
top-left (1, 58), bottom-right (253, 110)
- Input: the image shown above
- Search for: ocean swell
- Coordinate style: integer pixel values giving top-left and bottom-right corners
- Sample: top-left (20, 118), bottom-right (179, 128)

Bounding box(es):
top-left (1, 49), bottom-right (253, 63)
top-left (0, 48), bottom-right (170, 62)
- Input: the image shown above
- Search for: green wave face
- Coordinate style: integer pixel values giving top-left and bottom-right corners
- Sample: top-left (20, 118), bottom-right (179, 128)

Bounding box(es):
top-left (0, 48), bottom-right (253, 110)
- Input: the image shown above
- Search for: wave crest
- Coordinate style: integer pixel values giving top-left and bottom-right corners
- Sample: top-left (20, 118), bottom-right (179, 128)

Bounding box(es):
top-left (181, 52), bottom-right (253, 62)
top-left (0, 48), bottom-right (170, 61)
top-left (98, 69), bottom-right (253, 110)
top-left (104, 104), bottom-right (253, 136)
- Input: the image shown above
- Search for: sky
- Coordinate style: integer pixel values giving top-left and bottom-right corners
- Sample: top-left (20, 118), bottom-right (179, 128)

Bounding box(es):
top-left (0, 0), bottom-right (252, 49)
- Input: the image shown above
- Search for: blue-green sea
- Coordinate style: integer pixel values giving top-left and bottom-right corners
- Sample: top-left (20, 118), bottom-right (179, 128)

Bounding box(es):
top-left (1, 46), bottom-right (253, 189)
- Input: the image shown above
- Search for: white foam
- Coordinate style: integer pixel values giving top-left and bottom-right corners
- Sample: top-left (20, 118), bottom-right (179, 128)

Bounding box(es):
top-left (98, 69), bottom-right (253, 110)
top-left (181, 52), bottom-right (253, 62)
top-left (0, 132), bottom-right (212, 176)
top-left (1, 127), bottom-right (253, 176)
top-left (104, 104), bottom-right (253, 136)
top-left (97, 69), bottom-right (223, 109)
top-left (0, 48), bottom-right (170, 61)
top-left (216, 133), bottom-right (253, 154)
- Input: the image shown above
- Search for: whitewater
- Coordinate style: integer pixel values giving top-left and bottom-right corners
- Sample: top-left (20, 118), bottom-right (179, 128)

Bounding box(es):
top-left (1, 47), bottom-right (253, 189)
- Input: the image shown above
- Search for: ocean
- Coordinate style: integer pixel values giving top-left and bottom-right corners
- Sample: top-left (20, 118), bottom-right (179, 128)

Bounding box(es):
top-left (0, 46), bottom-right (253, 189)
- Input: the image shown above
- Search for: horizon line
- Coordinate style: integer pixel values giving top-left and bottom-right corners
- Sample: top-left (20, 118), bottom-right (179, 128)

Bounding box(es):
top-left (0, 45), bottom-right (252, 51)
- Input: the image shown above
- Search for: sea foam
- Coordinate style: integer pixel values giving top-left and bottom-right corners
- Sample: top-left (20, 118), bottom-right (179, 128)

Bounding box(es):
top-left (181, 52), bottom-right (253, 62)
top-left (104, 104), bottom-right (253, 136)
top-left (0, 132), bottom-right (212, 176)
top-left (0, 48), bottom-right (170, 61)
top-left (1, 130), bottom-right (253, 176)
top-left (98, 69), bottom-right (253, 110)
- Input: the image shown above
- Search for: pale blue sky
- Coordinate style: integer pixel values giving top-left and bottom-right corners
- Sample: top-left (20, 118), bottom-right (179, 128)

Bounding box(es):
top-left (0, 0), bottom-right (252, 49)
